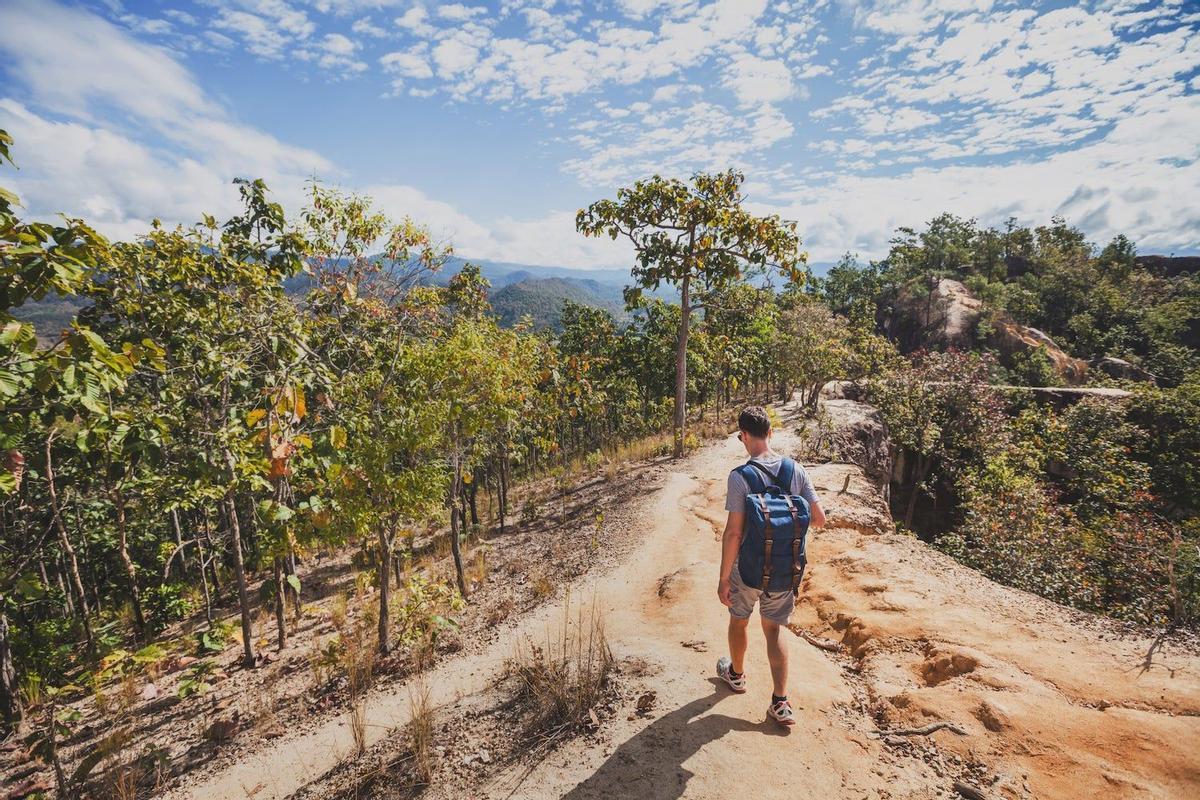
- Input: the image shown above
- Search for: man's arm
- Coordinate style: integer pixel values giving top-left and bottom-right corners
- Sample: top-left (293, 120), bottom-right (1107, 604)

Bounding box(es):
top-left (809, 499), bottom-right (827, 529)
top-left (717, 510), bottom-right (744, 607)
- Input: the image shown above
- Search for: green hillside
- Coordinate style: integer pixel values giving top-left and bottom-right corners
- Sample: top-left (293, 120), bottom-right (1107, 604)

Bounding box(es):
top-left (490, 276), bottom-right (627, 331)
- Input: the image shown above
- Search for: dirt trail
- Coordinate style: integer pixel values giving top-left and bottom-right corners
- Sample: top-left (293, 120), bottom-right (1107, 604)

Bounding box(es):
top-left (178, 398), bottom-right (1200, 800)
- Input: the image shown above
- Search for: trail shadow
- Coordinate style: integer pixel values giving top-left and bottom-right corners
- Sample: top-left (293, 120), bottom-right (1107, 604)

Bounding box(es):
top-left (562, 680), bottom-right (788, 800)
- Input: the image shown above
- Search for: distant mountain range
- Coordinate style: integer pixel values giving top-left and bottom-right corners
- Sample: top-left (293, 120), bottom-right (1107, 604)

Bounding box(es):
top-left (491, 276), bottom-right (627, 331)
top-left (13, 255), bottom-right (839, 340)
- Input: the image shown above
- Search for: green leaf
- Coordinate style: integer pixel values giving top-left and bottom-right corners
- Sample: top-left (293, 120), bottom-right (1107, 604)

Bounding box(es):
top-left (286, 574), bottom-right (301, 593)
top-left (329, 425), bottom-right (347, 450)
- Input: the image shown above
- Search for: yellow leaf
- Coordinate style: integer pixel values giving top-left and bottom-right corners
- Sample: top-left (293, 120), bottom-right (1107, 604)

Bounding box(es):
top-left (292, 385), bottom-right (306, 421)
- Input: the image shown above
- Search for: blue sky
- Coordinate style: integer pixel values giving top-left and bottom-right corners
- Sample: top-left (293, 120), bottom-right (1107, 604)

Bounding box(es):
top-left (0, 0), bottom-right (1197, 268)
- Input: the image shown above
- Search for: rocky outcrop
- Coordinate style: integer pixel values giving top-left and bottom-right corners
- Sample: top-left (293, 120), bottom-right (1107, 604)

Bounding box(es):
top-left (821, 398), bottom-right (892, 489)
top-left (990, 319), bottom-right (1090, 385)
top-left (889, 277), bottom-right (1091, 386)
top-left (1090, 356), bottom-right (1156, 383)
top-left (888, 277), bottom-right (984, 351)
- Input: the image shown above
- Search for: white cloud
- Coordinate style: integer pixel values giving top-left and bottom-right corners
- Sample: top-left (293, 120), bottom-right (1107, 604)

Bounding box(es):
top-left (437, 4), bottom-right (486, 21)
top-left (768, 96), bottom-right (1200, 262)
top-left (353, 186), bottom-right (634, 268)
top-left (722, 54), bottom-right (796, 106)
top-left (351, 17), bottom-right (388, 38)
top-left (214, 10), bottom-right (294, 59)
top-left (395, 5), bottom-right (437, 37)
top-left (380, 47), bottom-right (434, 79)
top-left (0, 0), bottom-right (330, 240)
top-left (562, 100), bottom-right (794, 187)
top-left (0, 0), bottom-right (213, 121)
top-left (432, 33), bottom-right (482, 76)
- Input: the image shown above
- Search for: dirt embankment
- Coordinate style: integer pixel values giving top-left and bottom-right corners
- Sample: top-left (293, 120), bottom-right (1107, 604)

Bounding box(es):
top-left (176, 396), bottom-right (1198, 800)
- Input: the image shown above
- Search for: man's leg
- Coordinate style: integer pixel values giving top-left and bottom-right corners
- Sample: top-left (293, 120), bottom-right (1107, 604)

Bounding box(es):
top-left (761, 617), bottom-right (788, 697)
top-left (728, 616), bottom-right (749, 674)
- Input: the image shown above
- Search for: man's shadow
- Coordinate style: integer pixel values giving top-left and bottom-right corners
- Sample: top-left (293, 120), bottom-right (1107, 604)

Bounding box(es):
top-left (561, 679), bottom-right (789, 800)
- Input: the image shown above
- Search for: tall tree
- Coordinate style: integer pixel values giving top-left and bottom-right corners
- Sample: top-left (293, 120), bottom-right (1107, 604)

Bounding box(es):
top-left (577, 169), bottom-right (803, 456)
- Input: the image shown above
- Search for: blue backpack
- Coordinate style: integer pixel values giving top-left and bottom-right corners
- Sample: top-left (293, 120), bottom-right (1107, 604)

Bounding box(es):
top-left (735, 458), bottom-right (810, 594)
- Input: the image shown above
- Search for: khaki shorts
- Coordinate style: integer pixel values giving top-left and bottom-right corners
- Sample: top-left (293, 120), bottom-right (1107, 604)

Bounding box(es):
top-left (728, 559), bottom-right (795, 626)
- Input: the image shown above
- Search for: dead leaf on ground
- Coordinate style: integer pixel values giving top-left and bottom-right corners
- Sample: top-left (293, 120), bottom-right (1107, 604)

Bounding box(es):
top-left (680, 640), bottom-right (708, 652)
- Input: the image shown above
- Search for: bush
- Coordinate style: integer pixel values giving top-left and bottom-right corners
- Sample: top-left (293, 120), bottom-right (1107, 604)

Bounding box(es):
top-left (146, 583), bottom-right (194, 627)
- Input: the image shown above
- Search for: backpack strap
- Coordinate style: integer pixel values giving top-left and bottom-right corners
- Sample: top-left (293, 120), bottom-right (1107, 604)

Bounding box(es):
top-left (736, 463), bottom-right (768, 494)
top-left (759, 491), bottom-right (774, 591)
top-left (744, 460), bottom-right (787, 493)
top-left (776, 458), bottom-right (796, 495)
top-left (783, 492), bottom-right (805, 595)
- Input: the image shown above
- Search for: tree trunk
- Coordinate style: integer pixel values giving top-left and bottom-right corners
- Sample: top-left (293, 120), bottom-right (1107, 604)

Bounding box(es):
top-left (377, 528), bottom-right (392, 655)
top-left (169, 508), bottom-right (187, 578)
top-left (273, 557), bottom-right (287, 652)
top-left (202, 511), bottom-right (223, 595)
top-left (449, 443), bottom-right (468, 599)
top-left (673, 273), bottom-right (691, 458)
top-left (0, 610), bottom-right (20, 733)
top-left (111, 483), bottom-right (146, 637)
top-left (287, 550), bottom-right (302, 628)
top-left (221, 446), bottom-right (256, 669)
top-left (468, 475), bottom-right (479, 528)
top-left (195, 532), bottom-right (214, 625)
top-left (498, 452), bottom-right (508, 533)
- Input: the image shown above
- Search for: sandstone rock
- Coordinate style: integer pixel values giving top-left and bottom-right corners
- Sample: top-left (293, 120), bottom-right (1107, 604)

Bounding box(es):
top-left (920, 644), bottom-right (979, 686)
top-left (889, 277), bottom-right (984, 351)
top-left (888, 278), bottom-right (1092, 386)
top-left (823, 399), bottom-right (891, 486)
top-left (990, 319), bottom-right (1089, 385)
top-left (1090, 356), bottom-right (1155, 383)
top-left (975, 698), bottom-right (1012, 732)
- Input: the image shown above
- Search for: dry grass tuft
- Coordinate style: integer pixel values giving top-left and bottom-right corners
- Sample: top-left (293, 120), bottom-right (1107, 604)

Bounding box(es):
top-left (408, 679), bottom-right (435, 786)
top-left (506, 598), bottom-right (615, 744)
top-left (326, 588), bottom-right (379, 758)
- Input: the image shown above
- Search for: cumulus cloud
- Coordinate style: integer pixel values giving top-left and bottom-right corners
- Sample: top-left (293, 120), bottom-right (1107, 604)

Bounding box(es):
top-left (721, 54), bottom-right (797, 106)
top-left (0, 0), bottom-right (329, 238)
top-left (768, 96), bottom-right (1200, 262)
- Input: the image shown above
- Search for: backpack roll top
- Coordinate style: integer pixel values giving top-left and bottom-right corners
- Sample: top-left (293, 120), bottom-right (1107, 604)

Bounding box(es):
top-left (735, 457), bottom-right (811, 594)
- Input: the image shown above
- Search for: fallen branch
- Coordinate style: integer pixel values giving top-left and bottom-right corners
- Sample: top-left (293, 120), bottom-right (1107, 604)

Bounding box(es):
top-left (872, 720), bottom-right (968, 738)
top-left (788, 625), bottom-right (842, 652)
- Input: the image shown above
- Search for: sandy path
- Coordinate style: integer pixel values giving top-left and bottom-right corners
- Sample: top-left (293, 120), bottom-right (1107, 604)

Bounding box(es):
top-left (179, 398), bottom-right (1200, 800)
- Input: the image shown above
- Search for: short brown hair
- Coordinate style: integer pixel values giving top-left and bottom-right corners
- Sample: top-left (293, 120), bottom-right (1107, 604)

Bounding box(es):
top-left (738, 406), bottom-right (770, 438)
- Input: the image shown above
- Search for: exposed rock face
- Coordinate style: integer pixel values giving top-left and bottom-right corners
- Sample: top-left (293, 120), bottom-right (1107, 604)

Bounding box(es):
top-left (889, 277), bottom-right (1091, 386)
top-left (889, 277), bottom-right (983, 351)
top-left (990, 319), bottom-right (1090, 385)
top-left (822, 399), bottom-right (892, 488)
top-left (1090, 356), bottom-right (1156, 383)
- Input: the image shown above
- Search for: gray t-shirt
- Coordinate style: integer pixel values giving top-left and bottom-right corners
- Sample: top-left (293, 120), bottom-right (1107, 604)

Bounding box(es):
top-left (725, 452), bottom-right (819, 513)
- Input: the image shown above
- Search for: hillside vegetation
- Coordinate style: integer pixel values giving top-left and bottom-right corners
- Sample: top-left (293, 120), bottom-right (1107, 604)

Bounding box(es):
top-left (489, 276), bottom-right (626, 331)
top-left (1, 129), bottom-right (1197, 798)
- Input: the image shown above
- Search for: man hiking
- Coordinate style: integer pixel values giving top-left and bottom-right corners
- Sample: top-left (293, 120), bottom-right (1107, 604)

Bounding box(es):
top-left (716, 406), bottom-right (826, 726)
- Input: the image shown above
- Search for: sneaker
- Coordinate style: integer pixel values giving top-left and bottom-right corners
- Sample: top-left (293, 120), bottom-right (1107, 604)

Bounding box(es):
top-left (768, 697), bottom-right (795, 726)
top-left (716, 656), bottom-right (746, 693)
